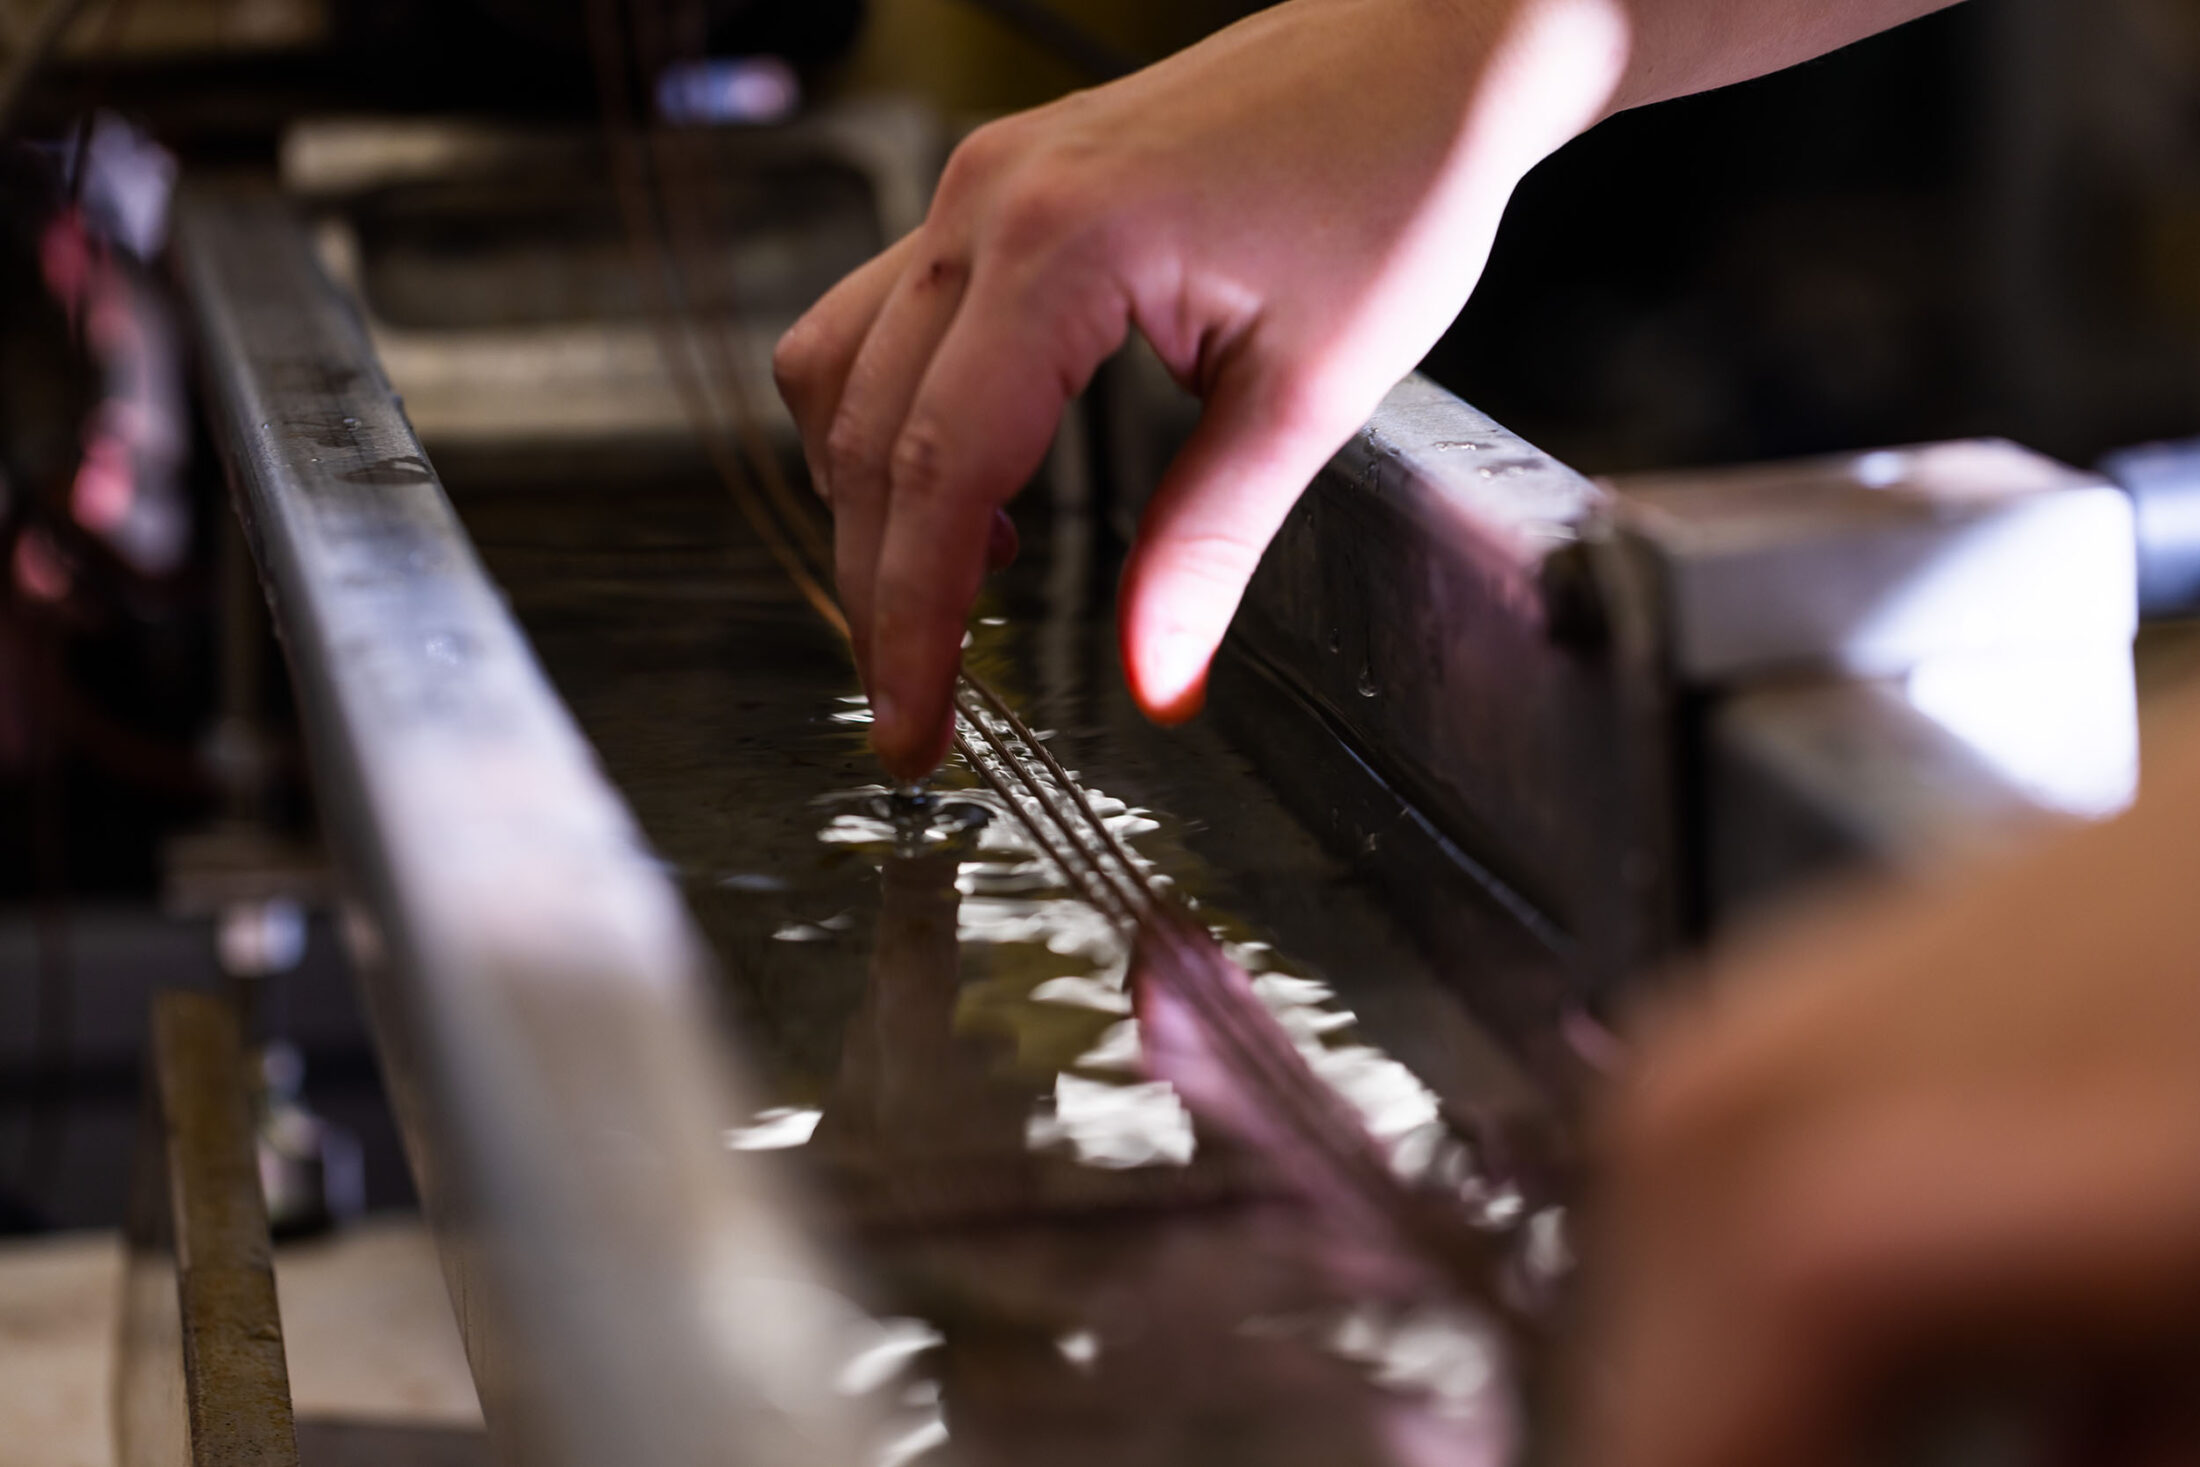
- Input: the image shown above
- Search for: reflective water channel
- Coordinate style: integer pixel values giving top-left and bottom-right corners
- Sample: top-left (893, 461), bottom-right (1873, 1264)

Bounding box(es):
top-left (447, 453), bottom-right (1571, 1467)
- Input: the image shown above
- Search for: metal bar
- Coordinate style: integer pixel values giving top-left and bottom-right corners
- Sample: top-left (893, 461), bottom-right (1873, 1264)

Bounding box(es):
top-left (1613, 440), bottom-right (2139, 918)
top-left (114, 990), bottom-right (299, 1467)
top-left (1225, 374), bottom-right (1674, 1012)
top-left (173, 187), bottom-right (871, 1467)
top-left (1217, 381), bottom-right (2128, 1009)
top-left (1612, 440), bottom-right (2135, 682)
top-left (1705, 679), bottom-right (2058, 924)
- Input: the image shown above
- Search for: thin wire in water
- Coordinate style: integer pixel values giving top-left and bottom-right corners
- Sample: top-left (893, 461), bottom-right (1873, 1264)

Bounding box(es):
top-left (582, 0), bottom-right (1159, 926)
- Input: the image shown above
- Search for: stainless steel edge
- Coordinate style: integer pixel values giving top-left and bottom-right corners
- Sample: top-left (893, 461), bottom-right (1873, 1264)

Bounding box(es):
top-left (174, 188), bottom-right (871, 1467)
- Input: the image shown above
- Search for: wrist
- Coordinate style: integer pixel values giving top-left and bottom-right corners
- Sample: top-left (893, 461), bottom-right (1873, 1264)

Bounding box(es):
top-left (1471, 0), bottom-right (1635, 169)
top-left (1358, 0), bottom-right (1631, 196)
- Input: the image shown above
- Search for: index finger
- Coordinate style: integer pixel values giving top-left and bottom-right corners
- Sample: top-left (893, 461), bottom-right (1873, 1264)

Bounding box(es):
top-left (866, 275), bottom-right (1123, 776)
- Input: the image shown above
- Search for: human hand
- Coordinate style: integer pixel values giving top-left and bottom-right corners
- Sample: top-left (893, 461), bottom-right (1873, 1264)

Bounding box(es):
top-left (773, 0), bottom-right (1630, 777)
top-left (1573, 697), bottom-right (2200, 1467)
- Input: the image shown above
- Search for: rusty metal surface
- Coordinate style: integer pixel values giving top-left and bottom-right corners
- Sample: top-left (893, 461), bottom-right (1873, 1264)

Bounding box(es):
top-left (115, 990), bottom-right (299, 1467)
top-left (174, 187), bottom-right (873, 1467)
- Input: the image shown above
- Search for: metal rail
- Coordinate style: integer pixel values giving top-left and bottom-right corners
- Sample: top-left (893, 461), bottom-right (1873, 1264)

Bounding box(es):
top-left (115, 990), bottom-right (299, 1467)
top-left (174, 188), bottom-right (870, 1467)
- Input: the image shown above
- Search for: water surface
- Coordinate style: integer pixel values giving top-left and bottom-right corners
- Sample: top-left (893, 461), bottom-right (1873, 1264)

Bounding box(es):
top-left (449, 462), bottom-right (1562, 1466)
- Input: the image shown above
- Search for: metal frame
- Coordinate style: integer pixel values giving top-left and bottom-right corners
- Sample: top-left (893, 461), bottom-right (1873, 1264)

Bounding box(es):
top-left (174, 188), bottom-right (870, 1467)
top-left (1225, 375), bottom-right (1677, 1019)
top-left (115, 990), bottom-right (299, 1467)
top-left (1222, 376), bottom-right (2137, 1003)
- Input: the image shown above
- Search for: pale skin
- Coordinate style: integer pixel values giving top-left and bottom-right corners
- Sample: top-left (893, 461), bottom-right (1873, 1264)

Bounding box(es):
top-left (776, 0), bottom-right (2200, 1461)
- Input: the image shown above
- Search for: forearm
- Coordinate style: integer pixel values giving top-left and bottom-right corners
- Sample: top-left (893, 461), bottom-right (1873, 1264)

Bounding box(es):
top-left (1606, 0), bottom-right (1965, 111)
top-left (1423, 0), bottom-right (1963, 208)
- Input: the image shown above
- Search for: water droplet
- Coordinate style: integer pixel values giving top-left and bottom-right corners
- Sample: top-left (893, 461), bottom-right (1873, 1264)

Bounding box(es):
top-left (718, 872), bottom-right (789, 893)
top-left (1356, 666), bottom-right (1378, 698)
top-left (723, 1107), bottom-right (821, 1150)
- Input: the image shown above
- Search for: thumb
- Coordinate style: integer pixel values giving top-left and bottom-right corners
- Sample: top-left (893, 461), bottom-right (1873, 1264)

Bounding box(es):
top-left (1119, 363), bottom-right (1380, 723)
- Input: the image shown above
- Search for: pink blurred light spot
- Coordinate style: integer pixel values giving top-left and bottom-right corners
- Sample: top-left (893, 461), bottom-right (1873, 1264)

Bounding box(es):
top-left (14, 530), bottom-right (73, 603)
top-left (38, 212), bottom-right (92, 316)
top-left (71, 432), bottom-right (136, 532)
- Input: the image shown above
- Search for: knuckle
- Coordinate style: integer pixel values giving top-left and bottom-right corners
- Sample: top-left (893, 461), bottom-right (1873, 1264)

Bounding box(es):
top-left (772, 320), bottom-right (824, 405)
top-left (992, 172), bottom-right (1094, 259)
top-left (888, 417), bottom-right (953, 504)
top-left (934, 118), bottom-right (1021, 211)
top-left (822, 410), bottom-right (879, 492)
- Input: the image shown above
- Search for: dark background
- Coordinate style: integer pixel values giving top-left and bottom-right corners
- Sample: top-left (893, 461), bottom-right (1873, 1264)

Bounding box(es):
top-left (1435, 1), bottom-right (2200, 475)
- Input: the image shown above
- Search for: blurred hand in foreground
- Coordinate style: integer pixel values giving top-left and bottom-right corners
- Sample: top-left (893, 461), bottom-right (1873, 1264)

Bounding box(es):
top-left (1576, 694), bottom-right (2200, 1467)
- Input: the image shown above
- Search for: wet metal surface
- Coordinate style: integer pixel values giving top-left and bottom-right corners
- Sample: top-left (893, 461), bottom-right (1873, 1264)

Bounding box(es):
top-left (449, 456), bottom-right (1570, 1465)
top-left (178, 193), bottom-right (872, 1467)
top-left (1227, 375), bottom-right (1669, 1011)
